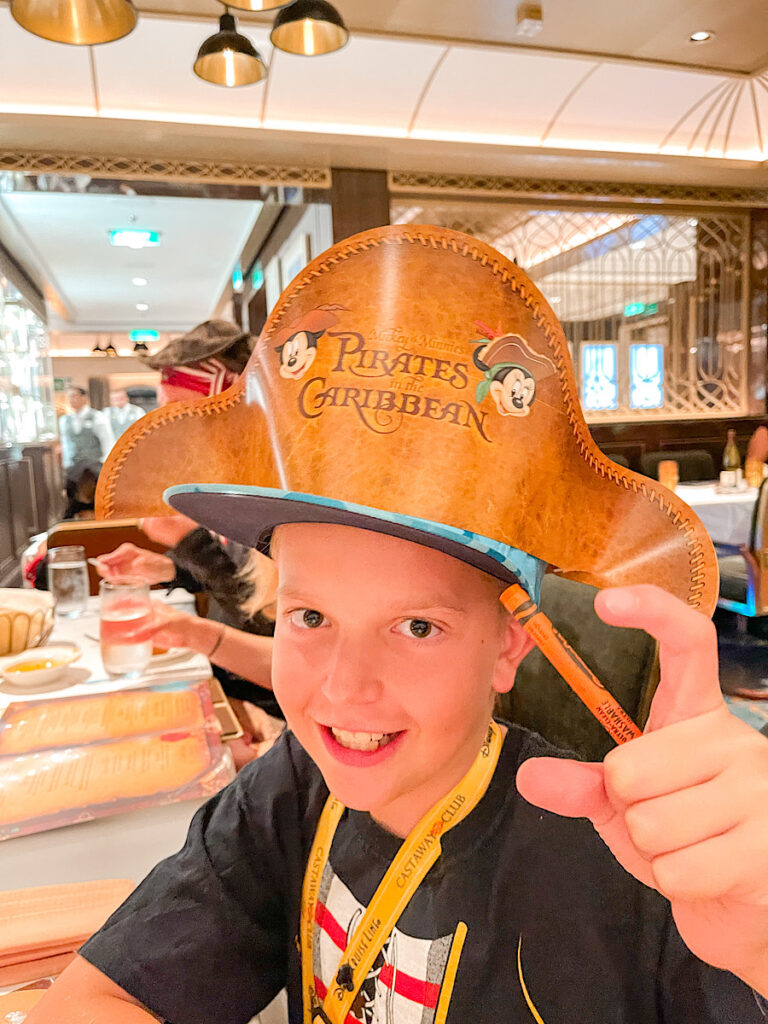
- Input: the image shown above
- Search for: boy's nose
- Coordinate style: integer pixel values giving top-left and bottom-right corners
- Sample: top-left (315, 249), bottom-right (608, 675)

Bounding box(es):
top-left (319, 636), bottom-right (383, 704)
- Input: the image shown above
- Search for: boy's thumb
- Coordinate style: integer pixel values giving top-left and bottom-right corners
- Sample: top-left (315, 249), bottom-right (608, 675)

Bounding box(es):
top-left (515, 757), bottom-right (610, 822)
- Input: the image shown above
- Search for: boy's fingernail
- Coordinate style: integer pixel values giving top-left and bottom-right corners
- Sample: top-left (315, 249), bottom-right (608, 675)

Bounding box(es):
top-left (600, 590), bottom-right (636, 615)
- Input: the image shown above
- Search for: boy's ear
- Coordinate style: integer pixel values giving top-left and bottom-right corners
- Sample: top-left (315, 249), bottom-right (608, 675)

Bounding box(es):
top-left (491, 616), bottom-right (535, 695)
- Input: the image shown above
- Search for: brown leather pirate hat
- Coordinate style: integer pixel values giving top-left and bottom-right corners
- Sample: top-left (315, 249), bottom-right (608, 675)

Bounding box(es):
top-left (96, 224), bottom-right (717, 612)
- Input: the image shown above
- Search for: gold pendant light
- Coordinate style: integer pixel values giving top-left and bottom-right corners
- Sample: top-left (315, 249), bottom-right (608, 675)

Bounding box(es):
top-left (225, 0), bottom-right (291, 12)
top-left (271, 0), bottom-right (349, 56)
top-left (10, 0), bottom-right (137, 44)
top-left (193, 11), bottom-right (268, 87)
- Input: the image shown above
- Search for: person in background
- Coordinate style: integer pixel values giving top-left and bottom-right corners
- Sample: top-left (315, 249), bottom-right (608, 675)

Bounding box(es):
top-left (58, 386), bottom-right (114, 470)
top-left (63, 460), bottom-right (101, 520)
top-left (140, 319), bottom-right (253, 405)
top-left (747, 424), bottom-right (768, 467)
top-left (106, 387), bottom-right (144, 439)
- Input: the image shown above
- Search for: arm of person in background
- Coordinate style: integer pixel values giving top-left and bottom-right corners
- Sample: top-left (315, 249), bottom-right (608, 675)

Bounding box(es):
top-left (140, 516), bottom-right (273, 626)
top-left (59, 417), bottom-right (73, 469)
top-left (129, 601), bottom-right (274, 691)
top-left (25, 955), bottom-right (162, 1023)
top-left (94, 543), bottom-right (176, 586)
top-left (93, 410), bottom-right (115, 460)
top-left (130, 602), bottom-right (281, 762)
top-left (169, 528), bottom-right (260, 627)
top-left (747, 425), bottom-right (768, 464)
top-left (139, 514), bottom-right (199, 548)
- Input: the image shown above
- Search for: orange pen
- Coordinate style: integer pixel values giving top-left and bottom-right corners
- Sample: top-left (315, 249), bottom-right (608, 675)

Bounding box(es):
top-left (500, 583), bottom-right (642, 746)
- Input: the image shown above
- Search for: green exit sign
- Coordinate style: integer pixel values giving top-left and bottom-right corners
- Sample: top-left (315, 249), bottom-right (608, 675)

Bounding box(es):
top-left (624, 302), bottom-right (659, 318)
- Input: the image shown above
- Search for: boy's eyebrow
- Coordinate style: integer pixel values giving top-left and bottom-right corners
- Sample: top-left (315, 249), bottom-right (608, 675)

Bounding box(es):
top-left (276, 586), bottom-right (469, 615)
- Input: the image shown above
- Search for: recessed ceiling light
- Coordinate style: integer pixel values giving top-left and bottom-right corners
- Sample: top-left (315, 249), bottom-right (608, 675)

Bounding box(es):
top-left (136, 303), bottom-right (149, 312)
top-left (689, 30), bottom-right (714, 43)
top-left (131, 276), bottom-right (147, 287)
top-left (110, 228), bottom-right (160, 249)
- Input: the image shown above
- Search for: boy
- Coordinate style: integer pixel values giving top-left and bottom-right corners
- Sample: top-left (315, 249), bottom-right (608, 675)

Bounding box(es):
top-left (30, 225), bottom-right (768, 1023)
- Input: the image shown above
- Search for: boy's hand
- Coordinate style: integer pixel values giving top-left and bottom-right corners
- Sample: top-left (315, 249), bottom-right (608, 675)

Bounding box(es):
top-left (516, 584), bottom-right (768, 993)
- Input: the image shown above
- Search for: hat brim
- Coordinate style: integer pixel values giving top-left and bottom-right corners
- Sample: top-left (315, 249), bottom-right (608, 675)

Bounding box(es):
top-left (165, 484), bottom-right (545, 600)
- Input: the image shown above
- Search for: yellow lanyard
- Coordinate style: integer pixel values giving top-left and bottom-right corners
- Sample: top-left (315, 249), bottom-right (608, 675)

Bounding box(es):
top-left (300, 721), bottom-right (503, 1024)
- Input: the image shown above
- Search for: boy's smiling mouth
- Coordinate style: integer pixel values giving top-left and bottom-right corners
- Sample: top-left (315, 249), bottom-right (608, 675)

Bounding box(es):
top-left (331, 727), bottom-right (397, 751)
top-left (318, 723), bottom-right (407, 766)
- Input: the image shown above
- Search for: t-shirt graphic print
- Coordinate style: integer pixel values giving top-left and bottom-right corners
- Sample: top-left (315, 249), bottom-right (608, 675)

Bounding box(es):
top-left (313, 865), bottom-right (458, 1024)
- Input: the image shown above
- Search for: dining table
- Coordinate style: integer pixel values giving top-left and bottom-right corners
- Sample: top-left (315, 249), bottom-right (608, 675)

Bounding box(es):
top-left (675, 481), bottom-right (759, 547)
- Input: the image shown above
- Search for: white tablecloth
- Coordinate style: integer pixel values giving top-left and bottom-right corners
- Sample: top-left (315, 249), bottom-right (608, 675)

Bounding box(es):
top-left (675, 483), bottom-right (758, 546)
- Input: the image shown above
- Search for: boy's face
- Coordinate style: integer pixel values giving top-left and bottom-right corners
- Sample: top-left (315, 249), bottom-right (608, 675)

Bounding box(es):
top-left (272, 523), bottom-right (531, 836)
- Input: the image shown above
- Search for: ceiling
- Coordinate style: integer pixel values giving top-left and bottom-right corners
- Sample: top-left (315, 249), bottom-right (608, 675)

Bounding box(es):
top-left (0, 1), bottom-right (766, 179)
top-left (0, 191), bottom-right (262, 331)
top-left (139, 0), bottom-right (768, 75)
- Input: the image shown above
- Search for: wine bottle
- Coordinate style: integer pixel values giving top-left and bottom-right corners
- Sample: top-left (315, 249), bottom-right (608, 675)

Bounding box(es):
top-left (721, 429), bottom-right (742, 488)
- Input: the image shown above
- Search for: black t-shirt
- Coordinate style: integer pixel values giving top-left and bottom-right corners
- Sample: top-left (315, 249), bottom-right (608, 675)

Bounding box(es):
top-left (80, 725), bottom-right (765, 1024)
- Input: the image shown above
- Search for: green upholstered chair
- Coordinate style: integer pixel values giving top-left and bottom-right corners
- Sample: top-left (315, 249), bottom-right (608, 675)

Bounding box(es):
top-left (640, 449), bottom-right (715, 482)
top-left (496, 574), bottom-right (659, 761)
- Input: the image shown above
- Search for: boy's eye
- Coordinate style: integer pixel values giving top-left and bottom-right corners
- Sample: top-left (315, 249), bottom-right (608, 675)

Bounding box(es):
top-left (290, 609), bottom-right (326, 629)
top-left (397, 618), bottom-right (437, 639)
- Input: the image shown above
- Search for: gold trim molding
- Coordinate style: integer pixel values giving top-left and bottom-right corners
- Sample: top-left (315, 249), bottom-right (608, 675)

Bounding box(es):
top-left (388, 170), bottom-right (768, 208)
top-left (0, 150), bottom-right (331, 188)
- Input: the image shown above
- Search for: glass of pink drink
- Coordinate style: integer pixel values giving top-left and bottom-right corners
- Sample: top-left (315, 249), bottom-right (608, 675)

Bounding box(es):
top-left (99, 580), bottom-right (153, 678)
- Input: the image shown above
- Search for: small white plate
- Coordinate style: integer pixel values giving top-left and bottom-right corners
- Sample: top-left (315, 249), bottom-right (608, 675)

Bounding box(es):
top-left (150, 647), bottom-right (193, 668)
top-left (0, 664), bottom-right (90, 695)
top-left (0, 643), bottom-right (81, 689)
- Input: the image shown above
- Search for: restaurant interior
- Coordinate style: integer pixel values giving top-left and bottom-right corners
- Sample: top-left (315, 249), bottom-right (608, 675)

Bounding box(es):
top-left (2, 1), bottom-right (768, 1020)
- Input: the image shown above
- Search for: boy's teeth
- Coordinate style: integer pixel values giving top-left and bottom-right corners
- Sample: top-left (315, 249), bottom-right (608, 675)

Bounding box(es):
top-left (331, 728), bottom-right (395, 751)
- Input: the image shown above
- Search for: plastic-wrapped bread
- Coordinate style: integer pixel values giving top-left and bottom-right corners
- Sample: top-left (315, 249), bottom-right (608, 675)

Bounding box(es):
top-left (0, 731), bottom-right (226, 834)
top-left (0, 685), bottom-right (211, 756)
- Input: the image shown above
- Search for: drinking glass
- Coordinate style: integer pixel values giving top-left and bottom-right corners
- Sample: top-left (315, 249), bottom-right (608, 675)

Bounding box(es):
top-left (99, 580), bottom-right (153, 678)
top-left (47, 545), bottom-right (89, 618)
top-left (658, 460), bottom-right (679, 491)
top-left (745, 458), bottom-right (763, 488)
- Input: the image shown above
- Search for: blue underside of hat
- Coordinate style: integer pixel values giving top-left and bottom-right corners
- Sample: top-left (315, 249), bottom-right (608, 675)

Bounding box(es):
top-left (165, 484), bottom-right (545, 602)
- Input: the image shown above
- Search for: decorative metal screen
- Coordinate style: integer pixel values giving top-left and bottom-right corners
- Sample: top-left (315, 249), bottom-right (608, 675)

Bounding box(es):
top-left (390, 200), bottom-right (750, 423)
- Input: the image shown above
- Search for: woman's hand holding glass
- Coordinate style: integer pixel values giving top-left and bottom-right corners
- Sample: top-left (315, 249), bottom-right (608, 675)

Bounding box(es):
top-left (118, 601), bottom-right (203, 653)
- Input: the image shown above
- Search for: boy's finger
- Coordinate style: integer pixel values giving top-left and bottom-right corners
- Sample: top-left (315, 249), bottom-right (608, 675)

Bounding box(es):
top-left (516, 757), bottom-right (613, 823)
top-left (594, 585), bottom-right (722, 729)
